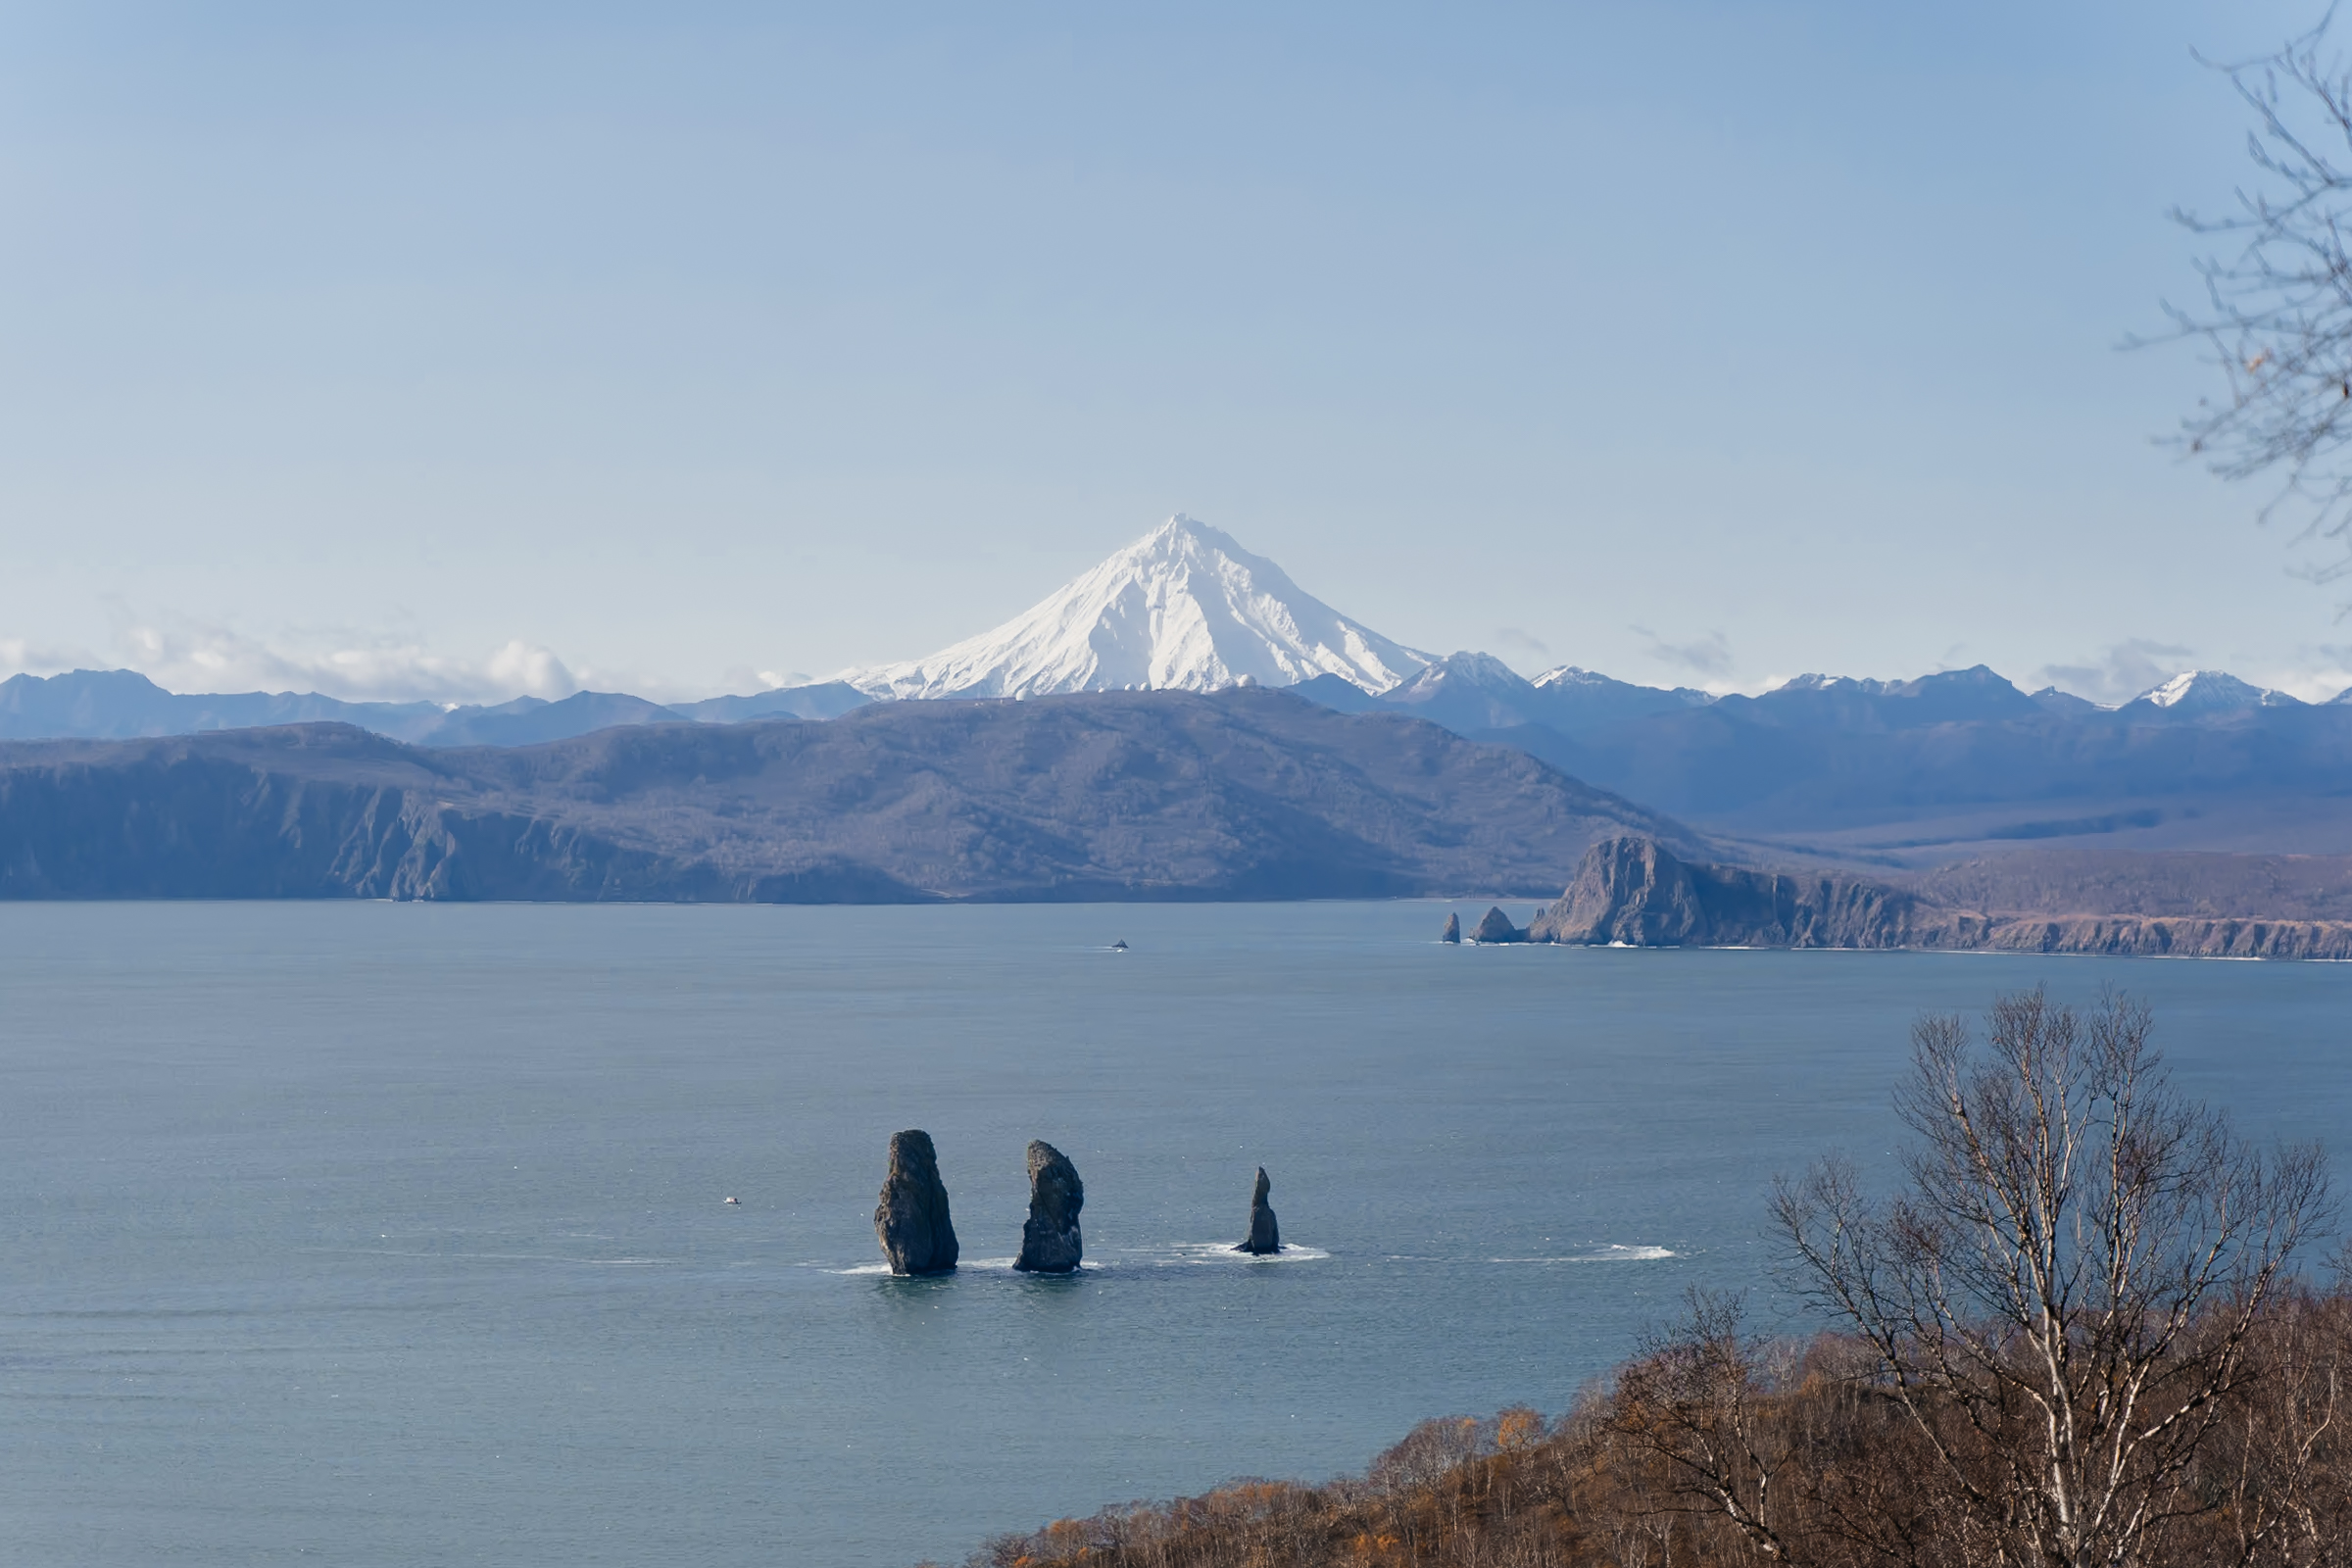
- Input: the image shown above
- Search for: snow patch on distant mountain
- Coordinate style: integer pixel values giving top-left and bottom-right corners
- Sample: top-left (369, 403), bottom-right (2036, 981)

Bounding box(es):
top-left (1381, 652), bottom-right (1546, 731)
top-left (841, 515), bottom-right (1430, 700)
top-left (1535, 665), bottom-right (1714, 706)
top-left (2129, 670), bottom-right (2305, 713)
top-left (1396, 651), bottom-right (1528, 695)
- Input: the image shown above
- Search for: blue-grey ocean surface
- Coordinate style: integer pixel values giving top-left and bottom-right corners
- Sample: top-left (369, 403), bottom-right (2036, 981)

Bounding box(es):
top-left (3, 902), bottom-right (2346, 1566)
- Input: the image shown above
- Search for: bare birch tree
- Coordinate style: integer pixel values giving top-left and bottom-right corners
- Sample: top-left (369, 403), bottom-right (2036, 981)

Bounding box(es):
top-left (1601, 1292), bottom-right (1803, 1561)
top-left (1774, 989), bottom-right (2331, 1568)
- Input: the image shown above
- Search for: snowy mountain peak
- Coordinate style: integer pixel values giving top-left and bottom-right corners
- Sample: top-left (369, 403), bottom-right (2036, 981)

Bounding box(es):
top-left (2131, 670), bottom-right (2304, 713)
top-left (841, 515), bottom-right (1430, 700)
top-left (1532, 665), bottom-right (1614, 691)
top-left (1393, 651), bottom-right (1531, 695)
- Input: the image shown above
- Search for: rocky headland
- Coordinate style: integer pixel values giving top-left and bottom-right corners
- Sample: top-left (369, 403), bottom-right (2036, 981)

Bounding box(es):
top-left (1013, 1141), bottom-right (1085, 1273)
top-left (1523, 837), bottom-right (2352, 959)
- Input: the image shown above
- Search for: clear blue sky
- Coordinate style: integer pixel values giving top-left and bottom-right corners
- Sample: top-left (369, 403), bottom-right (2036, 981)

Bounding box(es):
top-left (2, 1), bottom-right (2344, 703)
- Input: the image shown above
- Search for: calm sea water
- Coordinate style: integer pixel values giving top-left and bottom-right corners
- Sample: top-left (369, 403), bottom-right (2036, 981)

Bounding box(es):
top-left (3, 902), bottom-right (2347, 1566)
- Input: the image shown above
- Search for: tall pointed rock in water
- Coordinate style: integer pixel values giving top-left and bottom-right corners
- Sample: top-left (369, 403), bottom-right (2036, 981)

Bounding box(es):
top-left (1235, 1166), bottom-right (1282, 1254)
top-left (874, 1129), bottom-right (958, 1276)
top-left (1441, 912), bottom-right (1461, 944)
top-left (1012, 1141), bottom-right (1084, 1273)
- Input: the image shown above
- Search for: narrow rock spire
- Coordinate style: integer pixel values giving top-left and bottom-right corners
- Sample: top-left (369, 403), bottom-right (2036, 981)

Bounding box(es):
top-left (1441, 912), bottom-right (1460, 944)
top-left (1235, 1166), bottom-right (1283, 1254)
top-left (874, 1130), bottom-right (958, 1276)
top-left (1013, 1141), bottom-right (1085, 1274)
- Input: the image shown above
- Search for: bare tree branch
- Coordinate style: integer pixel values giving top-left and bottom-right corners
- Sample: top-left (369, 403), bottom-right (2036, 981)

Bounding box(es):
top-left (2147, 10), bottom-right (2352, 587)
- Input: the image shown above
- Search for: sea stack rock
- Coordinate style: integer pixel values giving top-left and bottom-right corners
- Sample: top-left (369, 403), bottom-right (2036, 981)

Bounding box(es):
top-left (1012, 1141), bottom-right (1084, 1274)
top-left (874, 1130), bottom-right (959, 1276)
top-left (1441, 912), bottom-right (1460, 944)
top-left (1235, 1166), bottom-right (1282, 1254)
top-left (1471, 906), bottom-right (1525, 943)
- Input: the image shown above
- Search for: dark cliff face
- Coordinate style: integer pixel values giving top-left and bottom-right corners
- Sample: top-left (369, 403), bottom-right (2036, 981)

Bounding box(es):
top-left (1528, 837), bottom-right (1971, 949)
top-left (0, 733), bottom-right (456, 899)
top-left (1526, 837), bottom-right (2352, 960)
top-left (1013, 1142), bottom-right (1084, 1274)
top-left (874, 1130), bottom-right (958, 1276)
top-left (0, 691), bottom-right (1702, 903)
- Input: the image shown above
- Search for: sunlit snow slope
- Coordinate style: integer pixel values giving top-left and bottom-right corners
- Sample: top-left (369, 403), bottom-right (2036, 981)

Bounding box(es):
top-left (842, 515), bottom-right (1430, 699)
top-left (2127, 670), bottom-right (2305, 713)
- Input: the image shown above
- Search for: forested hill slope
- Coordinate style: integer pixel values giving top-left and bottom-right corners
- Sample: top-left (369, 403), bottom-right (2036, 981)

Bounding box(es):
top-left (0, 690), bottom-right (1699, 902)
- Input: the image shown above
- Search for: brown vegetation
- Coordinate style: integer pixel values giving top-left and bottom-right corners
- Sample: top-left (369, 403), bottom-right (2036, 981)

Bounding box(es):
top-left (950, 992), bottom-right (2348, 1568)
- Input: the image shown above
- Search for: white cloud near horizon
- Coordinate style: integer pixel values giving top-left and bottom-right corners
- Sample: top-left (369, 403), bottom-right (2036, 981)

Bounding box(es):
top-left (2263, 648), bottom-right (2352, 703)
top-left (2036, 638), bottom-right (2352, 705)
top-left (1, 617), bottom-right (589, 704)
top-left (0, 636), bottom-right (103, 676)
top-left (1632, 626), bottom-right (1734, 679)
top-left (122, 621), bottom-right (585, 703)
top-left (1493, 626), bottom-right (1552, 662)
top-left (2036, 639), bottom-right (2197, 706)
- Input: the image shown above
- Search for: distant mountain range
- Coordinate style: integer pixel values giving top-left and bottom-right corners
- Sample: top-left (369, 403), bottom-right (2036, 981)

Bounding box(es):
top-left (1334, 657), bottom-right (2352, 862)
top-left (0, 691), bottom-right (1693, 902)
top-left (0, 667), bottom-right (872, 746)
top-left (8, 517), bottom-right (2352, 904)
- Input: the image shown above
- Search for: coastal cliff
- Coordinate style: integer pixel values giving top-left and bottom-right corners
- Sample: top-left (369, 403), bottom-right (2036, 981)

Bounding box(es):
top-left (1526, 837), bottom-right (2352, 959)
top-left (1528, 836), bottom-right (1978, 949)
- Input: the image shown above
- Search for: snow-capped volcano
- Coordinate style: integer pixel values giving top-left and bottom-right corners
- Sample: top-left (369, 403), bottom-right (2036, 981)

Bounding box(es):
top-left (841, 515), bottom-right (1430, 700)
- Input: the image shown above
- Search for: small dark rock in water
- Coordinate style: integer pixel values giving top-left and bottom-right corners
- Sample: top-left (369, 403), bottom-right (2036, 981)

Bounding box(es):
top-left (1440, 912), bottom-right (1460, 944)
top-left (1110, 939), bottom-right (1128, 951)
top-left (1013, 1141), bottom-right (1085, 1273)
top-left (1235, 1166), bottom-right (1282, 1254)
top-left (874, 1129), bottom-right (959, 1276)
top-left (1471, 906), bottom-right (1525, 943)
